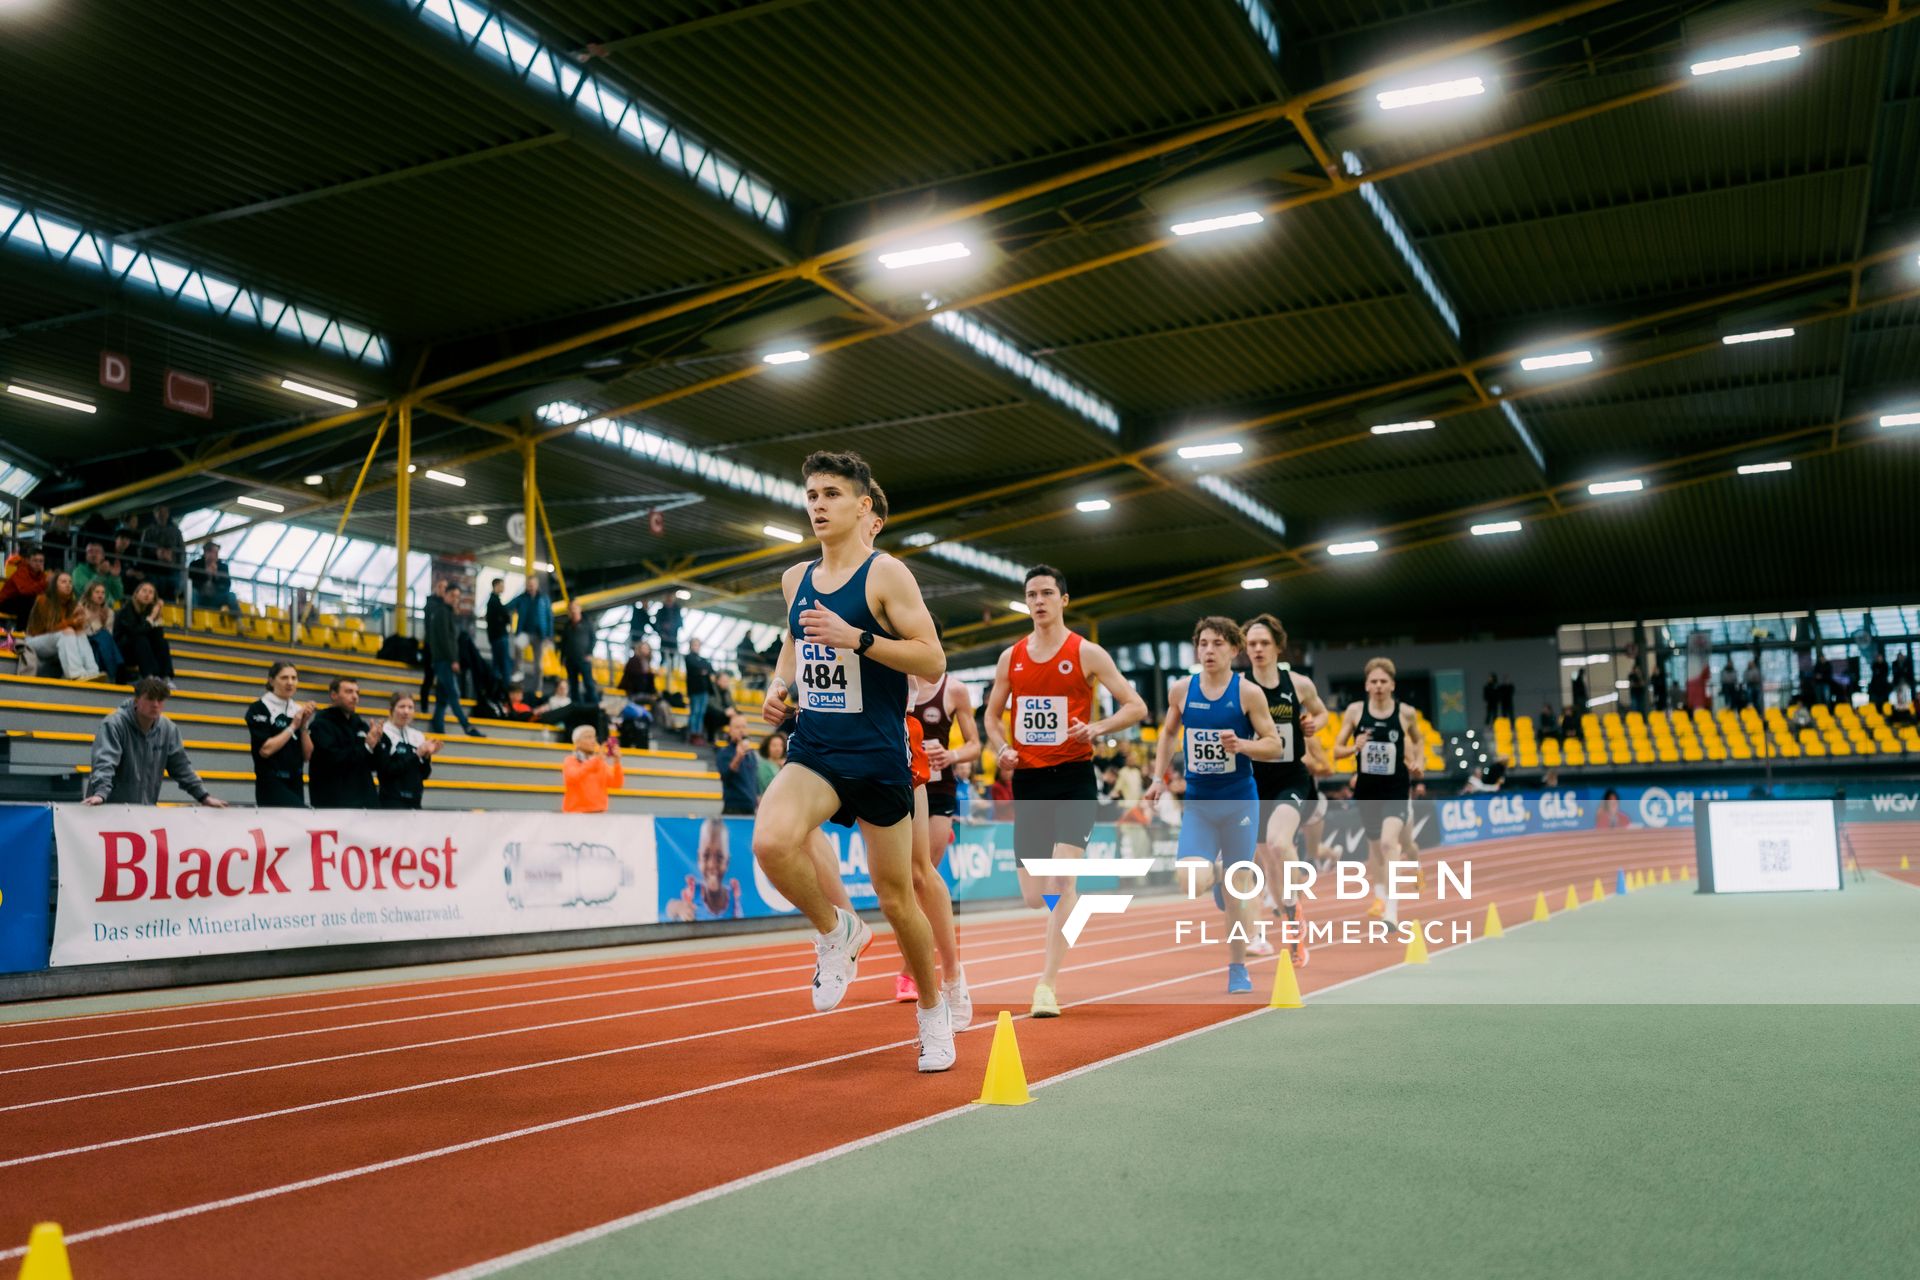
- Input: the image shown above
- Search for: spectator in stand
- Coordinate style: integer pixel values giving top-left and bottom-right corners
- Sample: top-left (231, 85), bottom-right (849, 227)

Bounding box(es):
top-left (1537, 701), bottom-right (1557, 738)
top-left (683, 637), bottom-right (713, 745)
top-left (247, 660), bottom-right (314, 807)
top-left (373, 692), bottom-right (438, 810)
top-left (72, 542), bottom-right (123, 608)
top-left (146, 504), bottom-right (186, 601)
top-left (1893, 650), bottom-right (1915, 704)
top-left (1559, 707), bottom-right (1579, 739)
top-left (1650, 665), bottom-right (1669, 712)
top-left (1483, 673), bottom-right (1499, 725)
top-left (558, 597), bottom-right (599, 705)
top-left (1497, 677), bottom-right (1515, 724)
top-left (190, 542), bottom-right (239, 613)
top-left (1627, 666), bottom-right (1647, 714)
top-left (1720, 659), bottom-right (1741, 711)
top-left (620, 639), bottom-right (659, 705)
top-left (1744, 657), bottom-right (1765, 711)
top-left (715, 708), bottom-right (761, 816)
top-left (1570, 669), bottom-right (1589, 726)
top-left (561, 724), bottom-right (623, 813)
top-left (78, 581), bottom-right (124, 679)
top-left (25, 570), bottom-right (104, 680)
top-left (485, 577), bottom-right (514, 695)
top-left (736, 632), bottom-right (771, 681)
top-left (0, 545), bottom-right (47, 627)
top-left (1868, 655), bottom-right (1892, 708)
top-left (1813, 655), bottom-right (1835, 706)
top-left (704, 670), bottom-right (732, 743)
top-left (533, 678), bottom-right (573, 725)
top-left (112, 528), bottom-right (145, 598)
top-left (652, 595), bottom-right (682, 679)
top-left (40, 515), bottom-right (74, 574)
top-left (453, 588), bottom-right (491, 702)
top-left (307, 677), bottom-right (380, 808)
top-left (757, 728), bottom-right (786, 792)
top-left (1594, 788), bottom-right (1631, 830)
top-left (628, 599), bottom-right (650, 651)
top-left (81, 677), bottom-right (228, 807)
top-left (424, 580), bottom-right (482, 738)
top-left (510, 573), bottom-right (552, 687)
top-left (114, 580), bottom-right (175, 683)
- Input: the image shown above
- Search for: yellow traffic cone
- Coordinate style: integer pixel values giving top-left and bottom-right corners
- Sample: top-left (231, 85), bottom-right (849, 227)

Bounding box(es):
top-left (1680, 865), bottom-right (1691, 882)
top-left (1403, 921), bottom-right (1430, 964)
top-left (975, 1010), bottom-right (1032, 1106)
top-left (1902, 855), bottom-right (1911, 871)
top-left (1532, 890), bottom-right (1550, 922)
top-left (1483, 901), bottom-right (1505, 939)
top-left (1662, 867), bottom-right (1673, 884)
top-left (1564, 884), bottom-right (1580, 911)
top-left (1269, 948), bottom-right (1302, 1009)
top-left (1591, 876), bottom-right (1606, 903)
top-left (18, 1223), bottom-right (71, 1280)
top-left (1631, 870), bottom-right (1644, 890)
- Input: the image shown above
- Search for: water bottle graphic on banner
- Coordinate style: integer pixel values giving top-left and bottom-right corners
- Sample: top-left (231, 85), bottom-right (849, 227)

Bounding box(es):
top-left (504, 842), bottom-right (634, 909)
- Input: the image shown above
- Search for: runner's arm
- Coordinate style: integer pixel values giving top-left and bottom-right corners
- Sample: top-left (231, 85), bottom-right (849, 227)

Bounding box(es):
top-left (1333, 704), bottom-right (1364, 758)
top-left (1234, 680), bottom-right (1284, 761)
top-left (1082, 641), bottom-right (1148, 736)
top-left (1403, 704), bottom-right (1426, 777)
top-left (1294, 672), bottom-right (1330, 736)
top-left (946, 679), bottom-right (982, 766)
top-left (857, 555), bottom-right (946, 680)
top-left (1145, 678), bottom-right (1187, 800)
top-left (982, 647), bottom-right (1013, 757)
top-left (762, 566), bottom-right (803, 726)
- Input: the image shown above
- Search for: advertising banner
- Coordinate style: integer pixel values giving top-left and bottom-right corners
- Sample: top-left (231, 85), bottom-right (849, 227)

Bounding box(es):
top-left (0, 804), bottom-right (54, 974)
top-left (50, 807), bottom-right (659, 966)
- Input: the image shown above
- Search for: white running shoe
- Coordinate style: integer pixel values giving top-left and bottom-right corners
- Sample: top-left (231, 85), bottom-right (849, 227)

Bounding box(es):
top-left (916, 998), bottom-right (956, 1073)
top-left (811, 908), bottom-right (873, 1012)
top-left (943, 972), bottom-right (973, 1032)
top-left (1246, 936), bottom-right (1277, 957)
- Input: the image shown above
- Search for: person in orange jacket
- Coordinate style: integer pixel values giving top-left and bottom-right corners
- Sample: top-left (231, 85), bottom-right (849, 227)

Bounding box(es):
top-left (562, 723), bottom-right (624, 813)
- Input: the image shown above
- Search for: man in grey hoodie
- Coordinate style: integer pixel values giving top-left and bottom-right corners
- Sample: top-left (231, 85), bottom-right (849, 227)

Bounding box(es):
top-left (81, 677), bottom-right (229, 808)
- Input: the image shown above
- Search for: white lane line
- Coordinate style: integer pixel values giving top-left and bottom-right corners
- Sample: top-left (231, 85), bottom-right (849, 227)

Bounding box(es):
top-left (0, 913), bottom-right (1183, 1114)
top-left (0, 950), bottom-right (1284, 1262)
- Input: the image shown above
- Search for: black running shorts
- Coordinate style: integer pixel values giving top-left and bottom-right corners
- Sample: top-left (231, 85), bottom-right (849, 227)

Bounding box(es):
top-left (1011, 760), bottom-right (1097, 864)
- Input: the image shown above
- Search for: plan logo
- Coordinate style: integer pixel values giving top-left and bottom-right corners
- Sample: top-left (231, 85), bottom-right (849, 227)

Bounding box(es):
top-left (1019, 857), bottom-right (1155, 945)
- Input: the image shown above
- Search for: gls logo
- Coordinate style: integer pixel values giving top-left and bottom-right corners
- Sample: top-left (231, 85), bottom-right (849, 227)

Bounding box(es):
top-left (1489, 795), bottom-right (1530, 826)
top-left (1019, 856), bottom-right (1154, 945)
top-left (1540, 791), bottom-right (1581, 820)
top-left (1440, 801), bottom-right (1482, 833)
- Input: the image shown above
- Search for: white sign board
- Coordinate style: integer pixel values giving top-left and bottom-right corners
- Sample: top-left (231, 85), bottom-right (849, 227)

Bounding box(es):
top-left (1702, 800), bottom-right (1841, 894)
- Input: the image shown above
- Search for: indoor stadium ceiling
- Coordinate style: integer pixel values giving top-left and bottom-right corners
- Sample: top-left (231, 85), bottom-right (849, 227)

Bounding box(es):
top-left (4, 0), bottom-right (1919, 661)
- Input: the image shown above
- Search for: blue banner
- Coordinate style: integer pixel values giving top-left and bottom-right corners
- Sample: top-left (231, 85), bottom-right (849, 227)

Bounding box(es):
top-left (0, 803), bottom-right (54, 974)
top-left (654, 816), bottom-right (1120, 921)
top-left (1422, 780), bottom-right (1920, 847)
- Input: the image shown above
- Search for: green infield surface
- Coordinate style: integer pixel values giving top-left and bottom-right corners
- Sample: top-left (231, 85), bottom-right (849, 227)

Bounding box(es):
top-left (483, 874), bottom-right (1920, 1280)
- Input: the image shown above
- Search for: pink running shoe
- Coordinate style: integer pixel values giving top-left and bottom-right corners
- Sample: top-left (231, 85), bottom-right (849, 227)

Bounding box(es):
top-left (894, 973), bottom-right (918, 1003)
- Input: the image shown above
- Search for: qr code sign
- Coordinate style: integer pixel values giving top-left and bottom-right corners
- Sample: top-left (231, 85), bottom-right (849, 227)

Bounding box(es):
top-left (1758, 838), bottom-right (1791, 873)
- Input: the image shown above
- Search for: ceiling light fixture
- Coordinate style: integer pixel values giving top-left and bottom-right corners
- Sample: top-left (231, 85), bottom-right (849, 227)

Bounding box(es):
top-left (1690, 44), bottom-right (1800, 77)
top-left (1370, 420), bottom-right (1435, 435)
top-left (1737, 461), bottom-right (1792, 475)
top-left (675, 589), bottom-right (692, 600)
top-left (509, 556), bottom-right (555, 571)
top-left (763, 523), bottom-right (804, 543)
top-left (878, 241), bottom-right (971, 270)
top-left (1520, 350), bottom-right (1593, 371)
top-left (1376, 76), bottom-right (1486, 111)
top-left (236, 496), bottom-right (284, 513)
top-left (304, 474), bottom-right (324, 486)
top-left (1470, 520), bottom-right (1522, 536)
top-left (5, 383), bottom-right (95, 414)
top-left (1240, 578), bottom-right (1269, 590)
top-left (466, 513), bottom-right (488, 525)
top-left (423, 469), bottom-right (465, 487)
top-left (1722, 328), bottom-right (1794, 345)
top-left (1075, 498), bottom-right (1111, 512)
top-left (1588, 479), bottom-right (1644, 495)
top-left (1177, 441), bottom-right (1243, 459)
top-left (1009, 601), bottom-right (1031, 614)
top-left (763, 349), bottom-right (810, 365)
top-left (1878, 412), bottom-right (1920, 428)
top-left (1327, 540), bottom-right (1379, 556)
top-left (279, 378), bottom-right (358, 408)
top-left (1170, 211), bottom-right (1264, 237)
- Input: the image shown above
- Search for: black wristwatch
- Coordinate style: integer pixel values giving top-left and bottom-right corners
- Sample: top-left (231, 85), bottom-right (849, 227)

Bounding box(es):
top-left (855, 629), bottom-right (875, 655)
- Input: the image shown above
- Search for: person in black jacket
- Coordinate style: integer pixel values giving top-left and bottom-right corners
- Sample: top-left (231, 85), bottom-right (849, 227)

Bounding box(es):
top-left (246, 660), bottom-right (314, 807)
top-left (558, 598), bottom-right (600, 705)
top-left (486, 577), bottom-right (514, 694)
top-left (424, 581), bottom-right (481, 737)
top-left (113, 581), bottom-right (175, 681)
top-left (373, 692), bottom-right (438, 809)
top-left (308, 676), bottom-right (380, 808)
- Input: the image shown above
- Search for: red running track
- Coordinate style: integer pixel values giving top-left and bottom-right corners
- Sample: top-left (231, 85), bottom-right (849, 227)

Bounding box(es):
top-left (0, 826), bottom-right (1778, 1278)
